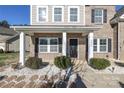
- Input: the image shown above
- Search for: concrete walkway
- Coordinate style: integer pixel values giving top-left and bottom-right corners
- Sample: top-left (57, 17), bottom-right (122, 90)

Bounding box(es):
top-left (1, 62), bottom-right (124, 88)
top-left (73, 62), bottom-right (124, 88)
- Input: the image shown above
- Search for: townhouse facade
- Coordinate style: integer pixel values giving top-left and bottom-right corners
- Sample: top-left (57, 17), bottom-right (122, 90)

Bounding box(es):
top-left (11, 5), bottom-right (117, 65)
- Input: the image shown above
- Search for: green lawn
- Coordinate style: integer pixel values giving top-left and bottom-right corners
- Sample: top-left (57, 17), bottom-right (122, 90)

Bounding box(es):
top-left (0, 52), bottom-right (29, 67)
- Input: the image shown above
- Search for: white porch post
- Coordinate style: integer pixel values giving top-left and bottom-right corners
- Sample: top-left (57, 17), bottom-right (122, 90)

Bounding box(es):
top-left (88, 32), bottom-right (94, 61)
top-left (62, 32), bottom-right (67, 56)
top-left (19, 32), bottom-right (25, 66)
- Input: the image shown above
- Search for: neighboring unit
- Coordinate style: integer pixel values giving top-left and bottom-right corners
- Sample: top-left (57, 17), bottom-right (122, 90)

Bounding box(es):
top-left (11, 5), bottom-right (118, 65)
top-left (110, 6), bottom-right (124, 61)
top-left (0, 27), bottom-right (30, 52)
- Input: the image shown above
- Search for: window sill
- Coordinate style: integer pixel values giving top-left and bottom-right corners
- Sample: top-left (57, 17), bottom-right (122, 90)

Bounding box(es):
top-left (93, 52), bottom-right (108, 54)
top-left (39, 52), bottom-right (59, 53)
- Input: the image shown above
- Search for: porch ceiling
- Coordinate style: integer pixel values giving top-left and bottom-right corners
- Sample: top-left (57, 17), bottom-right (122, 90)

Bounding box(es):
top-left (10, 25), bottom-right (102, 35)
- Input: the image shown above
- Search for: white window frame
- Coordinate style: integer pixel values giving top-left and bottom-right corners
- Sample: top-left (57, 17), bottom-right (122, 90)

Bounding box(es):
top-left (99, 38), bottom-right (108, 53)
top-left (39, 37), bottom-right (58, 53)
top-left (52, 6), bottom-right (64, 22)
top-left (93, 38), bottom-right (108, 53)
top-left (68, 6), bottom-right (80, 23)
top-left (36, 6), bottom-right (48, 23)
top-left (94, 8), bottom-right (104, 24)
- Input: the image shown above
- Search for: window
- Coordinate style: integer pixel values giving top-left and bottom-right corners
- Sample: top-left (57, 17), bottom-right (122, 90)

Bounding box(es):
top-left (68, 6), bottom-right (79, 22)
top-left (94, 9), bottom-right (103, 24)
top-left (100, 39), bottom-right (107, 52)
top-left (93, 38), bottom-right (108, 53)
top-left (53, 6), bottom-right (63, 22)
top-left (93, 39), bottom-right (97, 52)
top-left (39, 38), bottom-right (48, 52)
top-left (37, 6), bottom-right (48, 22)
top-left (39, 38), bottom-right (58, 53)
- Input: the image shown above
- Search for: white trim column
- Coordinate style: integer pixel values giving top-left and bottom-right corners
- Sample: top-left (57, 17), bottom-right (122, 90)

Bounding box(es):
top-left (19, 32), bottom-right (25, 66)
top-left (62, 32), bottom-right (67, 56)
top-left (88, 32), bottom-right (94, 61)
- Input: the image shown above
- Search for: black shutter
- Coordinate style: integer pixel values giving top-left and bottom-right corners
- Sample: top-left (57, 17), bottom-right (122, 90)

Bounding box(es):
top-left (108, 38), bottom-right (111, 52)
top-left (35, 38), bottom-right (39, 53)
top-left (104, 9), bottom-right (107, 23)
top-left (91, 9), bottom-right (95, 23)
top-left (58, 38), bottom-right (62, 53)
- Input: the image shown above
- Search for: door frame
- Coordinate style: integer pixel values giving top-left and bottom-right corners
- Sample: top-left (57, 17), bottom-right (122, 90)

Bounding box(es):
top-left (68, 38), bottom-right (79, 59)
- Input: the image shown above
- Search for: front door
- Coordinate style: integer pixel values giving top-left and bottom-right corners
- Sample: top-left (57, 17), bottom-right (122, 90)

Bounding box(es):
top-left (69, 39), bottom-right (78, 58)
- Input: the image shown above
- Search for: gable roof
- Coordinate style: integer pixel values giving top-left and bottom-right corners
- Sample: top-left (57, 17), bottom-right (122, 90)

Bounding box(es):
top-left (0, 26), bottom-right (19, 43)
top-left (0, 26), bottom-right (17, 35)
top-left (110, 6), bottom-right (124, 25)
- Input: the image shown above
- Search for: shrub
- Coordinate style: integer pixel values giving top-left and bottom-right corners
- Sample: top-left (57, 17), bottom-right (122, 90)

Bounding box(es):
top-left (25, 57), bottom-right (42, 69)
top-left (89, 58), bottom-right (111, 70)
top-left (54, 56), bottom-right (72, 69)
top-left (0, 49), bottom-right (4, 53)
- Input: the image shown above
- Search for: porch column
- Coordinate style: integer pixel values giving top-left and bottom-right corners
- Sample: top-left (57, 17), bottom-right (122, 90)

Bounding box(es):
top-left (19, 32), bottom-right (25, 66)
top-left (88, 32), bottom-right (94, 61)
top-left (62, 32), bottom-right (67, 56)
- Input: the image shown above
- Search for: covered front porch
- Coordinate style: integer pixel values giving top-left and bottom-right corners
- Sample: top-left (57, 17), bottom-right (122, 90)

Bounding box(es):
top-left (11, 25), bottom-right (102, 65)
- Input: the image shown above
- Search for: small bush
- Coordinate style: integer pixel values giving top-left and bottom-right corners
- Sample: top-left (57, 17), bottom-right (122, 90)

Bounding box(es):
top-left (0, 49), bottom-right (4, 53)
top-left (25, 57), bottom-right (42, 69)
top-left (54, 56), bottom-right (72, 69)
top-left (89, 58), bottom-right (111, 70)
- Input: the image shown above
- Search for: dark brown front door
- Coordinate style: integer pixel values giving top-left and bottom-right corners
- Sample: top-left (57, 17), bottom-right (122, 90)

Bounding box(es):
top-left (69, 39), bottom-right (78, 58)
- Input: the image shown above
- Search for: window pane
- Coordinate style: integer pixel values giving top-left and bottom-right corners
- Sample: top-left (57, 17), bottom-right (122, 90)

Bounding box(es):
top-left (100, 46), bottom-right (106, 52)
top-left (100, 39), bottom-right (106, 45)
top-left (39, 16), bottom-right (46, 21)
top-left (50, 39), bottom-right (58, 45)
top-left (39, 45), bottom-right (47, 52)
top-left (70, 8), bottom-right (77, 14)
top-left (54, 8), bottom-right (62, 14)
top-left (39, 8), bottom-right (46, 16)
top-left (70, 15), bottom-right (77, 21)
top-left (54, 15), bottom-right (62, 21)
top-left (95, 9), bottom-right (102, 16)
top-left (94, 17), bottom-right (102, 23)
top-left (50, 45), bottom-right (58, 52)
top-left (93, 39), bottom-right (97, 45)
top-left (93, 46), bottom-right (97, 51)
top-left (40, 39), bottom-right (48, 45)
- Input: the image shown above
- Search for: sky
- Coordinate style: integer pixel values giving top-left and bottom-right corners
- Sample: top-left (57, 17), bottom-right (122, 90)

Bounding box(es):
top-left (0, 5), bottom-right (30, 25)
top-left (0, 5), bottom-right (123, 25)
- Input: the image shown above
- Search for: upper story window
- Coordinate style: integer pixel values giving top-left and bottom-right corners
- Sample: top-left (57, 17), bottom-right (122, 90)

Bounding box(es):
top-left (91, 8), bottom-right (107, 24)
top-left (53, 6), bottom-right (64, 22)
top-left (37, 6), bottom-right (48, 22)
top-left (94, 9), bottom-right (103, 24)
top-left (68, 6), bottom-right (80, 22)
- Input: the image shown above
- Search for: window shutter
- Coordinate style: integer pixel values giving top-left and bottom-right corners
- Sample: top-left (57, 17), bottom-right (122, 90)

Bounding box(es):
top-left (91, 9), bottom-right (95, 23)
top-left (108, 38), bottom-right (111, 52)
top-left (58, 38), bottom-right (62, 53)
top-left (104, 9), bottom-right (107, 23)
top-left (35, 38), bottom-right (39, 53)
